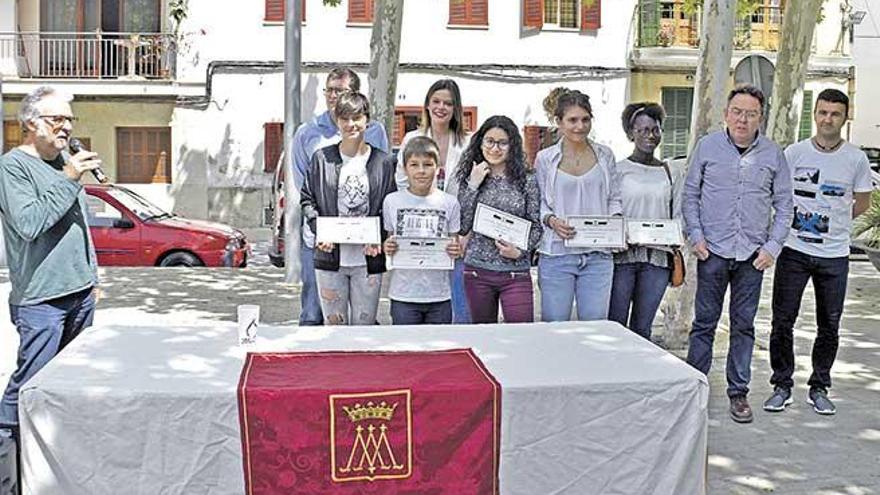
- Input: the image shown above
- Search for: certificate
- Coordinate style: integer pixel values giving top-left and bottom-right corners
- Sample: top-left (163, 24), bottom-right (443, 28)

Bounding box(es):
top-left (565, 216), bottom-right (626, 248)
top-left (388, 237), bottom-right (454, 270)
top-left (473, 203), bottom-right (532, 250)
top-left (626, 219), bottom-right (683, 246)
top-left (316, 216), bottom-right (381, 244)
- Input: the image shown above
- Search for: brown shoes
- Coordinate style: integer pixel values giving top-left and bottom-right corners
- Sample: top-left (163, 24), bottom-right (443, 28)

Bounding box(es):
top-left (729, 395), bottom-right (754, 423)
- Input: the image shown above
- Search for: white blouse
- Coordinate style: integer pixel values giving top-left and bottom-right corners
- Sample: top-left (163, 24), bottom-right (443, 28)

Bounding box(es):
top-left (395, 128), bottom-right (470, 198)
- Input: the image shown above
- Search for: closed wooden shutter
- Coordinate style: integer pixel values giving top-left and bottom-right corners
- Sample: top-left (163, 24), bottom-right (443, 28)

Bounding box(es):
top-left (522, 0), bottom-right (543, 29)
top-left (349, 0), bottom-right (374, 23)
top-left (116, 127), bottom-right (172, 184)
top-left (581, 0), bottom-right (600, 30)
top-left (638, 0), bottom-right (660, 46)
top-left (450, 0), bottom-right (488, 26)
top-left (660, 87), bottom-right (694, 160)
top-left (523, 125), bottom-right (547, 169)
top-left (265, 0), bottom-right (306, 22)
top-left (264, 122), bottom-right (284, 174)
top-left (798, 90), bottom-right (814, 141)
top-left (2, 121), bottom-right (22, 153)
top-left (462, 107), bottom-right (478, 133)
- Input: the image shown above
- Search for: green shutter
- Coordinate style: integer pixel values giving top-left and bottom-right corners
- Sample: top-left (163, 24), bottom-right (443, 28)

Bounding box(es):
top-left (661, 87), bottom-right (694, 159)
top-left (798, 90), bottom-right (814, 141)
top-left (639, 0), bottom-right (661, 47)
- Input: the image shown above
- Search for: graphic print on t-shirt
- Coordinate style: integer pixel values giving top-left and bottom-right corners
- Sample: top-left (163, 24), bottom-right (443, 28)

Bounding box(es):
top-left (340, 174), bottom-right (369, 216)
top-left (791, 166), bottom-right (848, 245)
top-left (396, 207), bottom-right (448, 238)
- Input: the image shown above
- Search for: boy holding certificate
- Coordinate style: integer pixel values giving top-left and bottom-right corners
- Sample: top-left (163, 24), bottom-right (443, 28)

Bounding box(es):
top-left (383, 137), bottom-right (462, 324)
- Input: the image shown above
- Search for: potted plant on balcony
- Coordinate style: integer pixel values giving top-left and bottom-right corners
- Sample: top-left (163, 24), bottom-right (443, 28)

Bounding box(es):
top-left (657, 24), bottom-right (675, 47)
top-left (853, 189), bottom-right (880, 271)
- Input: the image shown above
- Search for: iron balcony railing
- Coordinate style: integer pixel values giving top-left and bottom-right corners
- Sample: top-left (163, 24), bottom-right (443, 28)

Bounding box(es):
top-left (0, 31), bottom-right (175, 79)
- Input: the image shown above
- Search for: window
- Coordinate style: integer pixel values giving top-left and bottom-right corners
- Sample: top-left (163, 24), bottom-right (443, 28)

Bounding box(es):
top-left (264, 122), bottom-right (284, 174)
top-left (85, 195), bottom-right (124, 228)
top-left (391, 107), bottom-right (479, 147)
top-left (523, 126), bottom-right (557, 168)
top-left (116, 127), bottom-right (172, 184)
top-left (660, 87), bottom-right (693, 159)
top-left (264, 0), bottom-right (306, 22)
top-left (798, 90), bottom-right (813, 142)
top-left (3, 121), bottom-right (22, 153)
top-left (349, 0), bottom-right (374, 24)
top-left (449, 0), bottom-right (488, 26)
top-left (522, 0), bottom-right (600, 31)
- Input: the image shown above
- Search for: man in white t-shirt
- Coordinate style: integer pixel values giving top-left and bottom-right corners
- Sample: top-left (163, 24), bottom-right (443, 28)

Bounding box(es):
top-left (383, 136), bottom-right (462, 324)
top-left (763, 89), bottom-right (873, 416)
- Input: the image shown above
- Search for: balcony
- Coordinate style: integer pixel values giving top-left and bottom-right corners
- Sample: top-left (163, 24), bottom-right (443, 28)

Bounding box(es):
top-left (637, 1), bottom-right (783, 52)
top-left (0, 32), bottom-right (175, 80)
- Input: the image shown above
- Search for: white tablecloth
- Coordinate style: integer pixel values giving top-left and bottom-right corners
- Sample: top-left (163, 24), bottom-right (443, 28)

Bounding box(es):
top-left (19, 321), bottom-right (708, 494)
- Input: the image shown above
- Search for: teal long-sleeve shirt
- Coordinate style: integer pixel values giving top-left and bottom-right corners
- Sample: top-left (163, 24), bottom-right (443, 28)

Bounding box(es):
top-left (0, 148), bottom-right (98, 306)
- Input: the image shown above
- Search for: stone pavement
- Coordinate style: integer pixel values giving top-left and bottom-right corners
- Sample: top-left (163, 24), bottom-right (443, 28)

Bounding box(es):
top-left (0, 242), bottom-right (878, 494)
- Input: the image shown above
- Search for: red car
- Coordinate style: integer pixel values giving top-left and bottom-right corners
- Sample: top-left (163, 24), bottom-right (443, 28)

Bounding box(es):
top-left (85, 185), bottom-right (249, 267)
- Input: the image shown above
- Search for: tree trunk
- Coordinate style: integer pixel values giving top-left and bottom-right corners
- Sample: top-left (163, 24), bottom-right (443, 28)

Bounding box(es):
top-left (368, 0), bottom-right (404, 144)
top-left (659, 0), bottom-right (737, 350)
top-left (765, 0), bottom-right (823, 148)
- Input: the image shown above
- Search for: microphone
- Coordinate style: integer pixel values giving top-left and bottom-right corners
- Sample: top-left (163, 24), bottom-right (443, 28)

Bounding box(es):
top-left (69, 138), bottom-right (109, 184)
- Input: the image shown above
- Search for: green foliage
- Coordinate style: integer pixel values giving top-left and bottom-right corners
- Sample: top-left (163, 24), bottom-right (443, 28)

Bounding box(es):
top-left (681, 0), bottom-right (762, 19)
top-left (854, 189), bottom-right (880, 249)
top-left (169, 0), bottom-right (188, 29)
top-left (322, 0), bottom-right (342, 6)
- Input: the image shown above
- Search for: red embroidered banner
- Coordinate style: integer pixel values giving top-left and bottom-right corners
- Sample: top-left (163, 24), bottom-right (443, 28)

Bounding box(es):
top-left (238, 349), bottom-right (501, 494)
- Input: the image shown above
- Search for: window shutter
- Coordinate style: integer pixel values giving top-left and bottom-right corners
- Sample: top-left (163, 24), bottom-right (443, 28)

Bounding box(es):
top-left (450, 0), bottom-right (488, 26)
top-left (116, 127), bottom-right (172, 184)
top-left (3, 121), bottom-right (22, 153)
top-left (462, 107), bottom-right (478, 133)
top-left (522, 0), bottom-right (543, 30)
top-left (581, 0), bottom-right (601, 30)
top-left (798, 90), bottom-right (814, 141)
top-left (264, 123), bottom-right (284, 174)
top-left (349, 0), bottom-right (374, 23)
top-left (265, 0), bottom-right (306, 23)
top-left (523, 125), bottom-right (546, 169)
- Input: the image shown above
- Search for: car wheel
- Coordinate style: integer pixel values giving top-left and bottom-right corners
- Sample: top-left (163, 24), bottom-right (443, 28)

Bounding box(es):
top-left (158, 251), bottom-right (204, 267)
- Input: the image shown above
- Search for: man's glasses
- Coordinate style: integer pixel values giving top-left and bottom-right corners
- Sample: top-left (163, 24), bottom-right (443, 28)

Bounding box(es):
top-left (728, 107), bottom-right (761, 121)
top-left (323, 87), bottom-right (350, 96)
top-left (482, 138), bottom-right (510, 150)
top-left (39, 115), bottom-right (77, 127)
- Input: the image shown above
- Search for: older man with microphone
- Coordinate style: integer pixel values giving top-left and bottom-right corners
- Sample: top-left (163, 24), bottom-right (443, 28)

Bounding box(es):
top-left (0, 86), bottom-right (101, 445)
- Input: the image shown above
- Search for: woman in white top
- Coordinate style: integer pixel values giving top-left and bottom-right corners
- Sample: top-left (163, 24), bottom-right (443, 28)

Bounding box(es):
top-left (396, 79), bottom-right (472, 323)
top-left (535, 89), bottom-right (622, 322)
top-left (608, 102), bottom-right (685, 339)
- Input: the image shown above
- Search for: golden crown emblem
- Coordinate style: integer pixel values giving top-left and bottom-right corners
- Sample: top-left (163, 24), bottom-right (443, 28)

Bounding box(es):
top-left (343, 401), bottom-right (398, 422)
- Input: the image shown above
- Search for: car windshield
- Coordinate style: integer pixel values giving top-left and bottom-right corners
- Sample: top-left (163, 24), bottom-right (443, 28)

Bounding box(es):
top-left (106, 187), bottom-right (170, 221)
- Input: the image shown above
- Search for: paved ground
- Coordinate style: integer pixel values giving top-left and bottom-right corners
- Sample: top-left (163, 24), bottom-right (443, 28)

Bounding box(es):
top-left (1, 239), bottom-right (878, 494)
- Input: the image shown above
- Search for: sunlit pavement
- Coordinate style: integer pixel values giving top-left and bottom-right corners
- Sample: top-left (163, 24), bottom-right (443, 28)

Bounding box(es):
top-left (1, 244), bottom-right (878, 494)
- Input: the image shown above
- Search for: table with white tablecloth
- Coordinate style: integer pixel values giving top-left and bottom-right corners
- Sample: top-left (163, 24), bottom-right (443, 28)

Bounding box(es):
top-left (19, 321), bottom-right (708, 495)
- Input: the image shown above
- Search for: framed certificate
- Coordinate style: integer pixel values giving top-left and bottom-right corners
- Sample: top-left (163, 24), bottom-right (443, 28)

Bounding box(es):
top-left (626, 219), bottom-right (683, 246)
top-left (387, 237), bottom-right (454, 270)
top-left (565, 216), bottom-right (626, 249)
top-left (316, 216), bottom-right (381, 244)
top-left (473, 203), bottom-right (532, 250)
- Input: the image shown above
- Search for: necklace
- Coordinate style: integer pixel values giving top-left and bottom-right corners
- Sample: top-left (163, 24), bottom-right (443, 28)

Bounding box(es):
top-left (813, 137), bottom-right (843, 152)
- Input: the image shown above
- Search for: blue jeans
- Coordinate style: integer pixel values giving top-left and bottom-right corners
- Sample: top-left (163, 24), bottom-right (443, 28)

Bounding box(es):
top-left (686, 252), bottom-right (764, 398)
top-left (450, 259), bottom-right (471, 324)
top-left (390, 300), bottom-right (452, 325)
top-left (299, 243), bottom-right (323, 326)
top-left (538, 252), bottom-right (613, 322)
top-left (609, 262), bottom-right (670, 339)
top-left (770, 247), bottom-right (848, 391)
top-left (0, 287), bottom-right (96, 427)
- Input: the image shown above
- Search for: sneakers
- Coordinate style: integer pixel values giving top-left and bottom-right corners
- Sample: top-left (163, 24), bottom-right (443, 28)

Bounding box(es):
top-left (808, 388), bottom-right (836, 415)
top-left (762, 386), bottom-right (793, 412)
top-left (729, 395), bottom-right (754, 423)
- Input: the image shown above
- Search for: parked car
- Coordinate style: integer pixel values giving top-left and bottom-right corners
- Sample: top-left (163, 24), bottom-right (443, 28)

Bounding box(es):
top-left (85, 184), bottom-right (249, 267)
top-left (268, 154), bottom-right (286, 267)
top-left (861, 146), bottom-right (880, 174)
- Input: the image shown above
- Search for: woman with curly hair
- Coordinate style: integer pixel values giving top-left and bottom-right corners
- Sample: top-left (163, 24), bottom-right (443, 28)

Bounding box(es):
top-left (456, 116), bottom-right (542, 323)
top-left (609, 102), bottom-right (685, 339)
top-left (535, 89), bottom-right (622, 322)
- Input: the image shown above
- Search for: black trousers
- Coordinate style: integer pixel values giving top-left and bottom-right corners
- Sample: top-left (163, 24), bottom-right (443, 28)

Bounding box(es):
top-left (769, 247), bottom-right (849, 390)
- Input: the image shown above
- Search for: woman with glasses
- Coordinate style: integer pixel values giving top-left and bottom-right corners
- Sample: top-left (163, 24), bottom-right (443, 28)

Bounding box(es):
top-left (396, 79), bottom-right (472, 323)
top-left (456, 116), bottom-right (541, 323)
top-left (608, 102), bottom-right (684, 339)
top-left (535, 89), bottom-right (621, 322)
top-left (301, 92), bottom-right (397, 325)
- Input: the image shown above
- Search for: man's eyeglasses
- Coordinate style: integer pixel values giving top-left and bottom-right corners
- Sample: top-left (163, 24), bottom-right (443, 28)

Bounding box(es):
top-left (482, 138), bottom-right (510, 151)
top-left (323, 87), bottom-right (350, 96)
top-left (728, 107), bottom-right (761, 121)
top-left (39, 115), bottom-right (77, 127)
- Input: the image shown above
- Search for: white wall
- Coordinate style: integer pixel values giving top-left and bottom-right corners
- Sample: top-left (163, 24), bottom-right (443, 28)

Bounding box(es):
top-left (852, 0), bottom-right (880, 146)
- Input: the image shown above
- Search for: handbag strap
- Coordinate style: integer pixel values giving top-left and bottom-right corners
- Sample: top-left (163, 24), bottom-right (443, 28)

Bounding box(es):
top-left (660, 161), bottom-right (673, 220)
